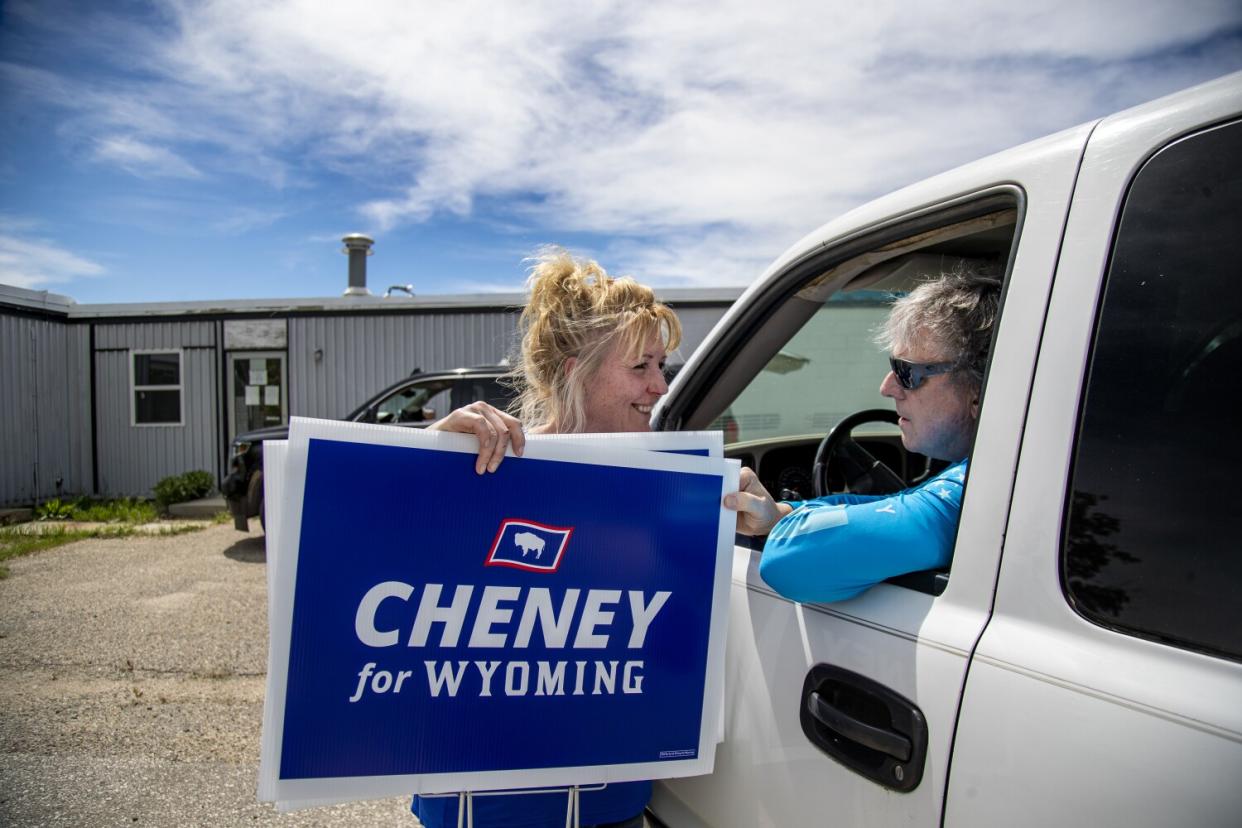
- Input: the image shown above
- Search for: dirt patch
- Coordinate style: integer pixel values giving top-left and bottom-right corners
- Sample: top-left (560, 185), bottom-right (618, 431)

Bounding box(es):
top-left (0, 525), bottom-right (415, 825)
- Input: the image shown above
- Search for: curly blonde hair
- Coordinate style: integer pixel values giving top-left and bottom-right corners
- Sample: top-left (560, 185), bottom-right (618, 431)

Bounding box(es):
top-left (510, 247), bottom-right (682, 433)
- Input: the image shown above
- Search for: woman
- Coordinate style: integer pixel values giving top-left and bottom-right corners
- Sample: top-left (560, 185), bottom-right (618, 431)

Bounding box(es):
top-left (415, 246), bottom-right (682, 828)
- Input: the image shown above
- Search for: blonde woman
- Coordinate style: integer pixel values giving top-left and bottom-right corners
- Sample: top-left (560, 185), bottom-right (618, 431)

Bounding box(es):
top-left (415, 247), bottom-right (682, 828)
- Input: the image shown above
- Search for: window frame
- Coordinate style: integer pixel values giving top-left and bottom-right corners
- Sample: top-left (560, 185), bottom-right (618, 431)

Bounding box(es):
top-left (655, 188), bottom-right (1023, 435)
top-left (130, 348), bottom-right (185, 427)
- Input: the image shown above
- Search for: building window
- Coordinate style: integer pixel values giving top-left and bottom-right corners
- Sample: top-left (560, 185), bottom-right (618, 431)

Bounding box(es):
top-left (132, 350), bottom-right (183, 426)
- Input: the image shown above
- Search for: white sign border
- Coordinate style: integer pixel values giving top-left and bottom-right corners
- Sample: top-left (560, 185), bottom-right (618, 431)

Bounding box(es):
top-left (258, 418), bottom-right (737, 809)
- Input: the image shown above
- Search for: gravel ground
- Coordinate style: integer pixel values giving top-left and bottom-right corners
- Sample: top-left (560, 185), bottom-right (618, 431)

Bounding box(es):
top-left (0, 523), bottom-right (415, 826)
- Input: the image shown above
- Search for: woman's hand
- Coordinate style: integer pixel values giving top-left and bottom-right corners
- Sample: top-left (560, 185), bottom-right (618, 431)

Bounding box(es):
top-left (723, 467), bottom-right (792, 535)
top-left (428, 402), bottom-right (525, 474)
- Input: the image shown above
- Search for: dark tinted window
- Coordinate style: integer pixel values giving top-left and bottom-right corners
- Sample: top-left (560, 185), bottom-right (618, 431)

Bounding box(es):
top-left (450, 377), bottom-right (513, 410)
top-left (1064, 119), bottom-right (1242, 661)
top-left (135, 389), bottom-right (181, 423)
top-left (135, 352), bottom-right (180, 386)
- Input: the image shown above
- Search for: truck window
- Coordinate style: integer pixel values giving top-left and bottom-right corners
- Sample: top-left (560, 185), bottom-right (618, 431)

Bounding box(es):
top-left (373, 380), bottom-right (452, 423)
top-left (685, 202), bottom-right (1019, 592)
top-left (449, 376), bottom-right (512, 411)
top-left (1064, 118), bottom-right (1242, 661)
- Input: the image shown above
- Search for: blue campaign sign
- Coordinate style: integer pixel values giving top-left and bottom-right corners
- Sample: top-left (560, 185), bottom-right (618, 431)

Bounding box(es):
top-left (259, 419), bottom-right (736, 807)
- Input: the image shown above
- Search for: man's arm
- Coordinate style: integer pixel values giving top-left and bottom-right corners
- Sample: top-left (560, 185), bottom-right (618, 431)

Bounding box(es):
top-left (757, 462), bottom-right (966, 603)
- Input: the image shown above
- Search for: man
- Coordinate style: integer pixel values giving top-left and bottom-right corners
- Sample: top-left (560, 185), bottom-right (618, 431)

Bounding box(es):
top-left (724, 271), bottom-right (1001, 603)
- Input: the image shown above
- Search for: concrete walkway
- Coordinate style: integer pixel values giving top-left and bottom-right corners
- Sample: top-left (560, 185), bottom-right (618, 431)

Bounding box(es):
top-left (0, 508), bottom-right (33, 525)
top-left (3, 519), bottom-right (209, 536)
top-left (0, 495), bottom-right (226, 532)
top-left (167, 495), bottom-right (227, 519)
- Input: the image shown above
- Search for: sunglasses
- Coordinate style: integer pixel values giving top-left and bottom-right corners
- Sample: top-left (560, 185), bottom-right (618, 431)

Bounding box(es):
top-left (889, 357), bottom-right (956, 390)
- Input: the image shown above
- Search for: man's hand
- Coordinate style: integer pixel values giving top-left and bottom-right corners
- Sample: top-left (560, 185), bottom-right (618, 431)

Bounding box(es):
top-left (428, 402), bottom-right (525, 474)
top-left (723, 467), bottom-right (792, 536)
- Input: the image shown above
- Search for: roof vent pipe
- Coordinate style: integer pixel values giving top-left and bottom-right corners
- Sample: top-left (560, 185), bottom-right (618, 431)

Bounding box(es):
top-left (341, 234), bottom-right (374, 296)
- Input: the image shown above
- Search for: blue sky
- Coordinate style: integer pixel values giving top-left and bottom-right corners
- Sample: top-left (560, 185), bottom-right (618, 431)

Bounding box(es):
top-left (2, 0), bottom-right (1240, 304)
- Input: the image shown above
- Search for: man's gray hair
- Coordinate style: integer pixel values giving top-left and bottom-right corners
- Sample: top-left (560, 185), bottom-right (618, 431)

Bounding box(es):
top-left (875, 267), bottom-right (1003, 391)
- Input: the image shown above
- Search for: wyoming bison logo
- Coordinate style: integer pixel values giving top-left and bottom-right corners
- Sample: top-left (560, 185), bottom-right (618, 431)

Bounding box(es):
top-left (485, 519), bottom-right (574, 573)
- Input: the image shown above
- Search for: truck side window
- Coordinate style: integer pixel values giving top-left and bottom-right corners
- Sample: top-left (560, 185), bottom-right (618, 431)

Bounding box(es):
top-left (450, 377), bottom-right (512, 411)
top-left (681, 203), bottom-right (1019, 596)
top-left (374, 381), bottom-right (452, 423)
top-left (1064, 118), bottom-right (1242, 661)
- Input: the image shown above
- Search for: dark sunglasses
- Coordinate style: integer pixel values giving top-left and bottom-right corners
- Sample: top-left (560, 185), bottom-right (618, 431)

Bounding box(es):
top-left (889, 357), bottom-right (956, 390)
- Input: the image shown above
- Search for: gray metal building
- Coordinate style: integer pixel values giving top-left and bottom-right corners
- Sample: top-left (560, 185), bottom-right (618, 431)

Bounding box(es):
top-left (0, 268), bottom-right (739, 507)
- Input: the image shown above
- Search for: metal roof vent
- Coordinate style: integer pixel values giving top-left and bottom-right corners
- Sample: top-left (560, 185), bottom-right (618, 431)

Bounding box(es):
top-left (341, 233), bottom-right (374, 296)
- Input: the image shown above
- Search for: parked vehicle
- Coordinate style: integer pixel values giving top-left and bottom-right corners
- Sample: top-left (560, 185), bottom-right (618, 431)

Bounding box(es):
top-left (648, 74), bottom-right (1242, 826)
top-left (221, 365), bottom-right (512, 531)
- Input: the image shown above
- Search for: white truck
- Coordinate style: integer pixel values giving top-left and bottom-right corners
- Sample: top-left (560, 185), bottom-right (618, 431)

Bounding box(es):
top-left (649, 72), bottom-right (1242, 826)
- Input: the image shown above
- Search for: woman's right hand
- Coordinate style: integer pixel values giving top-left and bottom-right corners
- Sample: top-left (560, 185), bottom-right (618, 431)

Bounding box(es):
top-left (428, 402), bottom-right (525, 474)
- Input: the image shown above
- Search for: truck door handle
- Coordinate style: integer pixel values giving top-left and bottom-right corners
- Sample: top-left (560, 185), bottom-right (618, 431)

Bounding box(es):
top-left (800, 663), bottom-right (928, 792)
top-left (807, 690), bottom-right (912, 761)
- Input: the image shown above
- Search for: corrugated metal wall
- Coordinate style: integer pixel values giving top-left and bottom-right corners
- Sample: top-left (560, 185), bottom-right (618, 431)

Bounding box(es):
top-left (95, 321), bottom-right (216, 349)
top-left (285, 306), bottom-right (728, 419)
top-left (0, 314), bottom-right (93, 506)
top-left (288, 312), bottom-right (522, 418)
top-left (93, 322), bottom-right (220, 497)
top-left (2, 300), bottom-right (732, 504)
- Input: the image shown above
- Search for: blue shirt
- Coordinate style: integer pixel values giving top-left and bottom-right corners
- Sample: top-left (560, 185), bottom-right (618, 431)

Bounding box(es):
top-left (413, 781), bottom-right (650, 828)
top-left (758, 460), bottom-right (966, 603)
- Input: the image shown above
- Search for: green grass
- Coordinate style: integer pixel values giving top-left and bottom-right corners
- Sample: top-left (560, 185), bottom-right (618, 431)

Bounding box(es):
top-left (0, 522), bottom-right (206, 579)
top-left (35, 497), bottom-right (160, 523)
top-left (72, 497), bottom-right (159, 523)
top-left (0, 528), bottom-right (95, 574)
top-left (2, 496), bottom-right (222, 578)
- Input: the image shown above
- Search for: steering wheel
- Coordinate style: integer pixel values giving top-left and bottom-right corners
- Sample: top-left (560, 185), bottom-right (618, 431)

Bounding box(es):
top-left (812, 409), bottom-right (907, 498)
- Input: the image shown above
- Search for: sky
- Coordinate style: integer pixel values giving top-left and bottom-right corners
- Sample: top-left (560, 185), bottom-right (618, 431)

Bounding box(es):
top-left (1, 1), bottom-right (1240, 304)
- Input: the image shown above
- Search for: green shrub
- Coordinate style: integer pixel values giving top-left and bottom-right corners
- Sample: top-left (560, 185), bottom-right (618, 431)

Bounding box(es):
top-left (152, 470), bottom-right (215, 509)
top-left (35, 497), bottom-right (78, 521)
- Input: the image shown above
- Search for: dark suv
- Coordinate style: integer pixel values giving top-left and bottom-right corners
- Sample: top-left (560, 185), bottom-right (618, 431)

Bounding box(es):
top-left (221, 365), bottom-right (513, 531)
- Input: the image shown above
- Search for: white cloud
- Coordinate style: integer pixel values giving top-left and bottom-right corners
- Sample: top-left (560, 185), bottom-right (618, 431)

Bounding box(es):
top-left (93, 135), bottom-right (203, 179)
top-left (6, 0), bottom-right (1242, 287)
top-left (604, 228), bottom-right (792, 289)
top-left (453, 279), bottom-right (528, 295)
top-left (0, 219), bottom-right (107, 288)
top-left (212, 206), bottom-right (289, 235)
top-left (305, 232), bottom-right (363, 244)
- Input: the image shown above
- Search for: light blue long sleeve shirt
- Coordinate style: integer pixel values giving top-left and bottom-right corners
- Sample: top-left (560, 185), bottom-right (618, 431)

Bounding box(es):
top-left (758, 460), bottom-right (967, 603)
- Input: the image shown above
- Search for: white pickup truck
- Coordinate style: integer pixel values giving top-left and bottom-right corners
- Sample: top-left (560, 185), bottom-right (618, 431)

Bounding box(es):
top-left (649, 72), bottom-right (1242, 827)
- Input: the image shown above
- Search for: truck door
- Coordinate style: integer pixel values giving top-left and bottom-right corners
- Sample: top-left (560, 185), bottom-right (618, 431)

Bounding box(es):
top-left (947, 76), bottom-right (1242, 826)
top-left (649, 123), bottom-right (1089, 826)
